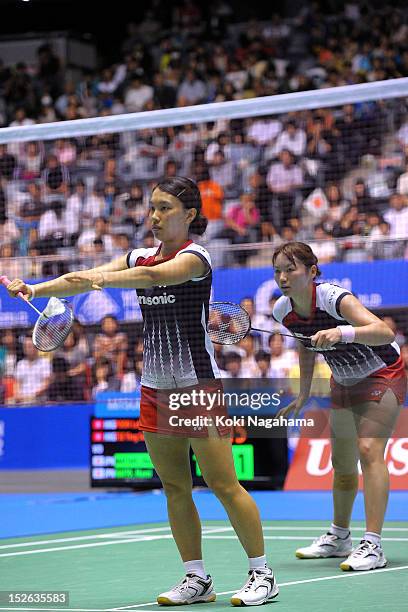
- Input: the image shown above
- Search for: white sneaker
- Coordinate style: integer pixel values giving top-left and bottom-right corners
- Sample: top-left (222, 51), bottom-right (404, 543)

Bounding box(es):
top-left (230, 568), bottom-right (279, 606)
top-left (296, 532), bottom-right (352, 559)
top-left (157, 573), bottom-right (216, 605)
top-left (340, 539), bottom-right (387, 571)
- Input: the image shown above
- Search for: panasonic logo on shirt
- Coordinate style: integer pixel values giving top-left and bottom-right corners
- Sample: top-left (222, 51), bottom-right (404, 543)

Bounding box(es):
top-left (138, 293), bottom-right (176, 305)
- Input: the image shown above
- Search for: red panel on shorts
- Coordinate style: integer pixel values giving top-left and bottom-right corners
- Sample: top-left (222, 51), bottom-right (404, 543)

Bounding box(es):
top-left (331, 356), bottom-right (407, 408)
top-left (139, 382), bottom-right (231, 437)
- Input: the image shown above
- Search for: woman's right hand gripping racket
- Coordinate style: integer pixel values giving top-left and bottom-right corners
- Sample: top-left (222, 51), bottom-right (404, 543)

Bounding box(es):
top-left (0, 276), bottom-right (74, 352)
top-left (207, 301), bottom-right (338, 350)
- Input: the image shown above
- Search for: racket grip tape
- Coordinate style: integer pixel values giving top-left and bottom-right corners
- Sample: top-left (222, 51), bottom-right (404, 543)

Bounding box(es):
top-left (0, 275), bottom-right (28, 300)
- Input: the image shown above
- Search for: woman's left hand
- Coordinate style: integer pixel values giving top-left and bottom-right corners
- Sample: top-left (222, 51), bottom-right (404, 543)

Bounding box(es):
top-left (64, 271), bottom-right (104, 291)
top-left (310, 327), bottom-right (342, 349)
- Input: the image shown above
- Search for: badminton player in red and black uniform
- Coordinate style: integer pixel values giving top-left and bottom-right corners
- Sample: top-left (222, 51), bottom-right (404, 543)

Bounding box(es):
top-left (272, 242), bottom-right (407, 571)
top-left (7, 177), bottom-right (278, 606)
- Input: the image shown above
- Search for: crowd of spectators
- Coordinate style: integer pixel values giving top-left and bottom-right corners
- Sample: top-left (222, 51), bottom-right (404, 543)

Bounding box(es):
top-left (1, 1), bottom-right (408, 403)
top-left (0, 1), bottom-right (407, 271)
top-left (0, 301), bottom-right (407, 405)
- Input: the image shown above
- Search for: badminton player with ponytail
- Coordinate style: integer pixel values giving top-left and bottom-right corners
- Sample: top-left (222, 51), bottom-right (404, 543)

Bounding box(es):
top-left (272, 242), bottom-right (406, 571)
top-left (6, 177), bottom-right (279, 606)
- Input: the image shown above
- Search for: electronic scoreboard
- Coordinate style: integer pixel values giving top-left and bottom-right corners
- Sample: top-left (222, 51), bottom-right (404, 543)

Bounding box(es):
top-left (90, 416), bottom-right (288, 489)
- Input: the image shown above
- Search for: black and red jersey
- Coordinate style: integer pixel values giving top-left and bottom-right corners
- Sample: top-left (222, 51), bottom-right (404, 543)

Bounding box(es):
top-left (273, 282), bottom-right (401, 386)
top-left (126, 240), bottom-right (220, 389)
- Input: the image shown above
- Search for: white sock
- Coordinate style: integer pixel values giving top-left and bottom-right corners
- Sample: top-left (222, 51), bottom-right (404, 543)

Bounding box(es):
top-left (364, 531), bottom-right (381, 547)
top-left (330, 523), bottom-right (350, 539)
top-left (249, 554), bottom-right (267, 571)
top-left (184, 559), bottom-right (207, 579)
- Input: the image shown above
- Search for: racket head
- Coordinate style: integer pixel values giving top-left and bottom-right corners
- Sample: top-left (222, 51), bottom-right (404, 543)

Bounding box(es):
top-left (208, 301), bottom-right (251, 345)
top-left (32, 297), bottom-right (74, 352)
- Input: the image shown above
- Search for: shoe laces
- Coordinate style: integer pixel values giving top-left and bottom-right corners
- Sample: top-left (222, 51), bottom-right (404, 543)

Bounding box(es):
top-left (352, 540), bottom-right (377, 557)
top-left (243, 569), bottom-right (270, 592)
top-left (173, 574), bottom-right (202, 594)
top-left (313, 532), bottom-right (339, 545)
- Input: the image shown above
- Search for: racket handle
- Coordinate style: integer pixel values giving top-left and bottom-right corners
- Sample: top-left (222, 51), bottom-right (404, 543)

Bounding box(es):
top-left (0, 275), bottom-right (29, 301)
top-left (0, 275), bottom-right (11, 286)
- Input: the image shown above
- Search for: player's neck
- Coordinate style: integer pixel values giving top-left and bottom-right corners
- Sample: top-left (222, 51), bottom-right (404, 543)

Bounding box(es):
top-left (291, 283), bottom-right (314, 318)
top-left (159, 237), bottom-right (190, 258)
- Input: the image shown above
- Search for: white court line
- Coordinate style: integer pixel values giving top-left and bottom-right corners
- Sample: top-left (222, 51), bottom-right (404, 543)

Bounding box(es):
top-left (0, 609), bottom-right (109, 612)
top-left (0, 527), bottom-right (173, 550)
top-left (262, 526), bottom-right (408, 532)
top-left (1, 523), bottom-right (407, 552)
top-left (0, 525), bottom-right (230, 551)
top-left (0, 536), bottom-right (174, 558)
top-left (1, 532), bottom-right (408, 559)
top-left (0, 609), bottom-right (154, 612)
top-left (109, 564), bottom-right (408, 610)
top-left (204, 535), bottom-right (408, 542)
top-left (0, 527), bottom-right (229, 558)
top-left (0, 564), bottom-right (407, 611)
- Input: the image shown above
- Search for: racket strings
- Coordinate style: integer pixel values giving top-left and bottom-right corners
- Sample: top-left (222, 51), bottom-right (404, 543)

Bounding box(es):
top-left (32, 299), bottom-right (73, 352)
top-left (208, 302), bottom-right (251, 344)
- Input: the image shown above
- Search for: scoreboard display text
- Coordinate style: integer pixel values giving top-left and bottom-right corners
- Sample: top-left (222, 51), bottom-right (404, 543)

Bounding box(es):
top-left (90, 417), bottom-right (287, 489)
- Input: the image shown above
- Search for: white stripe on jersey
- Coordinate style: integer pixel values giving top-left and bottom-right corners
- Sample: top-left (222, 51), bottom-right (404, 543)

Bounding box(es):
top-left (151, 314), bottom-right (158, 381)
top-left (164, 317), bottom-right (175, 379)
top-left (157, 315), bottom-right (166, 378)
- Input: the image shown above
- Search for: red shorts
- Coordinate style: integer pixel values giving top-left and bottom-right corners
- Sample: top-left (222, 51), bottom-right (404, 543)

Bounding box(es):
top-left (139, 381), bottom-right (231, 438)
top-left (331, 356), bottom-right (407, 408)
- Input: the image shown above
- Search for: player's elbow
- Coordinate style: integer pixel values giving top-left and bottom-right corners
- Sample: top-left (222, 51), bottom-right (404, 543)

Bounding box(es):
top-left (380, 322), bottom-right (395, 344)
top-left (142, 268), bottom-right (158, 287)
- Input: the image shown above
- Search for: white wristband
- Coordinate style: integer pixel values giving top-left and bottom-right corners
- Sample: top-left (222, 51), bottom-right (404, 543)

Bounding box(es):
top-left (337, 325), bottom-right (355, 343)
top-left (26, 284), bottom-right (36, 301)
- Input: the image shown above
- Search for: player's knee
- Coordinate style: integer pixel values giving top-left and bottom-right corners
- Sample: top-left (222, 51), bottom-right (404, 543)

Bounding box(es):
top-left (161, 479), bottom-right (192, 500)
top-left (358, 439), bottom-right (384, 465)
top-left (204, 476), bottom-right (240, 500)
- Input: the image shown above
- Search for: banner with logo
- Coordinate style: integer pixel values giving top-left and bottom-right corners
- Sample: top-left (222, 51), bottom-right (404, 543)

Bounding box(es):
top-left (284, 410), bottom-right (408, 491)
top-left (0, 260), bottom-right (407, 327)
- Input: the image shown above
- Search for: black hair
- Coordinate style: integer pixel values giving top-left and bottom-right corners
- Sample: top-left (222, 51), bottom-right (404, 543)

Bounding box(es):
top-left (153, 176), bottom-right (208, 236)
top-left (272, 241), bottom-right (322, 278)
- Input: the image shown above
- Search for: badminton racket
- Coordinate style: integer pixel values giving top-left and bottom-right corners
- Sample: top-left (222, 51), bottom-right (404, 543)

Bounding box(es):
top-left (208, 301), bottom-right (342, 350)
top-left (0, 275), bottom-right (74, 352)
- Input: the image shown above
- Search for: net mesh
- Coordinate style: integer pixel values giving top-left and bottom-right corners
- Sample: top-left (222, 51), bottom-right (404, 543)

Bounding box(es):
top-left (0, 79), bottom-right (407, 406)
top-left (208, 302), bottom-right (250, 344)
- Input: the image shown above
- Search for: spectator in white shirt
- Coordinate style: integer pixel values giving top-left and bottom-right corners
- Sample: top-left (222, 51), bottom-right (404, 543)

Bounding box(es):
top-left (77, 216), bottom-right (115, 255)
top-left (267, 119), bottom-right (306, 159)
top-left (8, 107), bottom-right (35, 128)
top-left (225, 60), bottom-right (248, 93)
top-left (397, 164), bottom-right (408, 195)
top-left (311, 225), bottom-right (337, 263)
top-left (396, 121), bottom-right (408, 149)
top-left (65, 180), bottom-right (86, 237)
top-left (14, 336), bottom-right (51, 404)
top-left (8, 108), bottom-right (35, 157)
top-left (247, 116), bottom-right (282, 146)
top-left (267, 150), bottom-right (303, 193)
top-left (384, 193), bottom-right (408, 238)
top-left (82, 186), bottom-right (107, 227)
top-left (267, 334), bottom-right (298, 379)
top-left (266, 149), bottom-right (303, 228)
top-left (38, 199), bottom-right (68, 242)
top-left (124, 75), bottom-right (154, 112)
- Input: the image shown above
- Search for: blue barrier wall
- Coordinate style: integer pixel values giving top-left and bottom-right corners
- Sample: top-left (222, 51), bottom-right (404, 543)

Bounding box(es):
top-left (0, 403), bottom-right (94, 469)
